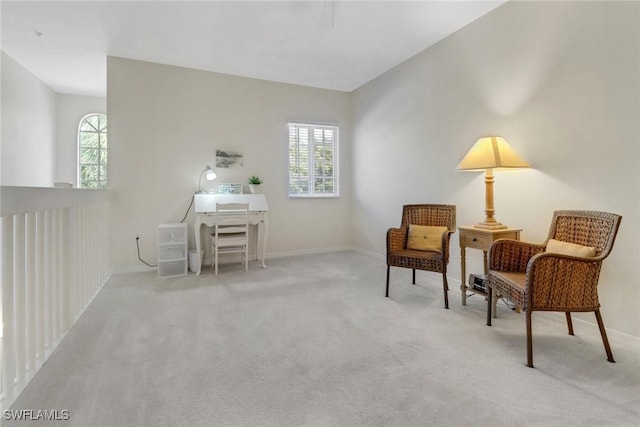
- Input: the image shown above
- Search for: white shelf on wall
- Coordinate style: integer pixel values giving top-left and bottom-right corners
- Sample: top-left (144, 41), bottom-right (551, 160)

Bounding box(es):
top-left (157, 223), bottom-right (188, 277)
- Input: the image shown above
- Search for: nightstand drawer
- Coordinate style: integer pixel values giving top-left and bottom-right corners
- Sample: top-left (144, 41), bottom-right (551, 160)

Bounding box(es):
top-left (458, 225), bottom-right (522, 308)
top-left (461, 232), bottom-right (492, 250)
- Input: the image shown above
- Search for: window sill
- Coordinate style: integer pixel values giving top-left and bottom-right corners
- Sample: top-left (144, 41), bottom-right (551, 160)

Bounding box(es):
top-left (288, 194), bottom-right (340, 199)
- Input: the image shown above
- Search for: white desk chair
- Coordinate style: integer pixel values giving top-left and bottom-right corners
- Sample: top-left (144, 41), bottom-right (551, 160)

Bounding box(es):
top-left (210, 202), bottom-right (249, 275)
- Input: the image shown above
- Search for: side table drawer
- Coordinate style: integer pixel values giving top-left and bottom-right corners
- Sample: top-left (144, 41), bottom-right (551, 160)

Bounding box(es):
top-left (461, 232), bottom-right (492, 250)
top-left (494, 231), bottom-right (520, 241)
top-left (458, 225), bottom-right (522, 308)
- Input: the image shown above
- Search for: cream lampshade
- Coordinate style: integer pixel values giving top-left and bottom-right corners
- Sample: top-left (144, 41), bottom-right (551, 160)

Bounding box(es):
top-left (457, 136), bottom-right (530, 229)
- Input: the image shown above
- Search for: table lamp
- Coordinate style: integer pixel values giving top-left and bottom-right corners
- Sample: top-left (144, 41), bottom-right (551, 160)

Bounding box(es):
top-left (197, 165), bottom-right (217, 194)
top-left (457, 136), bottom-right (529, 229)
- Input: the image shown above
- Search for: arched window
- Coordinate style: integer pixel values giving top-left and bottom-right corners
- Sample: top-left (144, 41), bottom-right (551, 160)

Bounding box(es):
top-left (78, 113), bottom-right (107, 189)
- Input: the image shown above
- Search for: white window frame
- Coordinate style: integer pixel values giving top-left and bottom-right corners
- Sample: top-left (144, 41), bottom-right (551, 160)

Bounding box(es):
top-left (77, 113), bottom-right (107, 189)
top-left (288, 122), bottom-right (340, 198)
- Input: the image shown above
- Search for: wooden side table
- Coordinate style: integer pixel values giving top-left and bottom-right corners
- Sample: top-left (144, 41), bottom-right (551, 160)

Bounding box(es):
top-left (459, 226), bottom-right (521, 307)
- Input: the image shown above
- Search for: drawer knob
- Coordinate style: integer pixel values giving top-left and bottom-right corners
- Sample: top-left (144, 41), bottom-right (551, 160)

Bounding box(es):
top-left (472, 238), bottom-right (478, 242)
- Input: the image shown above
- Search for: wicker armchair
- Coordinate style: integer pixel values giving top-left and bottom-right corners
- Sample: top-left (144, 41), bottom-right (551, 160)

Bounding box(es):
top-left (385, 204), bottom-right (456, 308)
top-left (487, 210), bottom-right (622, 367)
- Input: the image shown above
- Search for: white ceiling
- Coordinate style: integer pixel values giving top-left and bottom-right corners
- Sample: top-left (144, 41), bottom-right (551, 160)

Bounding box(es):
top-left (1, 1), bottom-right (505, 97)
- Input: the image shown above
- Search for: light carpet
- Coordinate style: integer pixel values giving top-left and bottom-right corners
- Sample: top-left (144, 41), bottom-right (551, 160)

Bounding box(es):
top-left (6, 251), bottom-right (640, 426)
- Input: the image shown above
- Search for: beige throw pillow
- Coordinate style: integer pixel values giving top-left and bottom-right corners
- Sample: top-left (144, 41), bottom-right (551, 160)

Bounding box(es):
top-left (407, 225), bottom-right (448, 252)
top-left (546, 238), bottom-right (596, 257)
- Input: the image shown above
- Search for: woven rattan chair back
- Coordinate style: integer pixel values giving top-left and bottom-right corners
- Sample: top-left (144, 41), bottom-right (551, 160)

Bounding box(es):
top-left (487, 209), bottom-right (622, 368)
top-left (401, 204), bottom-right (457, 231)
top-left (547, 210), bottom-right (621, 258)
top-left (386, 204), bottom-right (456, 308)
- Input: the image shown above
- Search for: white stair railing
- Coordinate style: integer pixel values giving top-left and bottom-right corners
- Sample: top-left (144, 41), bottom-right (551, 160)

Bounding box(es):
top-left (0, 186), bottom-right (110, 411)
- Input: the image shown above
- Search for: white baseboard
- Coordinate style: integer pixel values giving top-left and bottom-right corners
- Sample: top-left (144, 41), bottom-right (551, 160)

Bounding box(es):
top-left (112, 265), bottom-right (157, 275)
top-left (351, 246), bottom-right (384, 261)
top-left (350, 245), bottom-right (639, 344)
top-left (266, 245), bottom-right (353, 259)
top-left (112, 245), bottom-right (640, 345)
top-left (114, 245), bottom-right (353, 274)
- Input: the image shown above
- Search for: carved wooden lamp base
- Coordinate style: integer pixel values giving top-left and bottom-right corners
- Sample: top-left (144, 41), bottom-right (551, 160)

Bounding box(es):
top-left (457, 136), bottom-right (530, 230)
top-left (472, 168), bottom-right (508, 229)
top-left (473, 220), bottom-right (508, 230)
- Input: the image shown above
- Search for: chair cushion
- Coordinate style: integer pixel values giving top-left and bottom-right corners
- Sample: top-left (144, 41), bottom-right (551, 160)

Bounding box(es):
top-left (546, 238), bottom-right (596, 257)
top-left (407, 225), bottom-right (448, 252)
top-left (387, 249), bottom-right (444, 272)
top-left (489, 271), bottom-right (526, 309)
top-left (496, 271), bottom-right (526, 288)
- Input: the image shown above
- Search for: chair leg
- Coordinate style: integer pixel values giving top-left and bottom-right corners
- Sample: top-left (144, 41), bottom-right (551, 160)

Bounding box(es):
top-left (486, 284), bottom-right (492, 326)
top-left (412, 269), bottom-right (416, 285)
top-left (385, 266), bottom-right (390, 297)
top-left (211, 236), bottom-right (216, 268)
top-left (565, 312), bottom-right (574, 335)
top-left (215, 247), bottom-right (219, 275)
top-left (595, 310), bottom-right (615, 363)
top-left (442, 273), bottom-right (449, 309)
top-left (526, 311), bottom-right (534, 368)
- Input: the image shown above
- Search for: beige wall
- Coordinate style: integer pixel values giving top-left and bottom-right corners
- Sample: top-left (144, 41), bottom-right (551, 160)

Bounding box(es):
top-left (351, 1), bottom-right (640, 336)
top-left (4, 1), bottom-right (638, 337)
top-left (1, 52), bottom-right (105, 187)
top-left (107, 57), bottom-right (352, 272)
top-left (1, 52), bottom-right (56, 186)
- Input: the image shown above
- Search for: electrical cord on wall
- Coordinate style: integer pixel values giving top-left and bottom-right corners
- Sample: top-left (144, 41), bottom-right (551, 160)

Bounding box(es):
top-left (136, 237), bottom-right (157, 267)
top-left (180, 195), bottom-right (194, 223)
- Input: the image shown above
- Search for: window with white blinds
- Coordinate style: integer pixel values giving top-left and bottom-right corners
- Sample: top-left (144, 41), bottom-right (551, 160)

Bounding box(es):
top-left (288, 123), bottom-right (339, 197)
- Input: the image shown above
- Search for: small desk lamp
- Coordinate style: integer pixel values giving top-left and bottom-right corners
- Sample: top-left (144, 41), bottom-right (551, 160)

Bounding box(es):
top-left (457, 136), bottom-right (529, 229)
top-left (197, 165), bottom-right (217, 194)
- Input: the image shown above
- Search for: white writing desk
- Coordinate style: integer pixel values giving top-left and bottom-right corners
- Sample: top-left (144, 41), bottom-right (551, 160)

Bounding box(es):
top-left (194, 194), bottom-right (269, 275)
